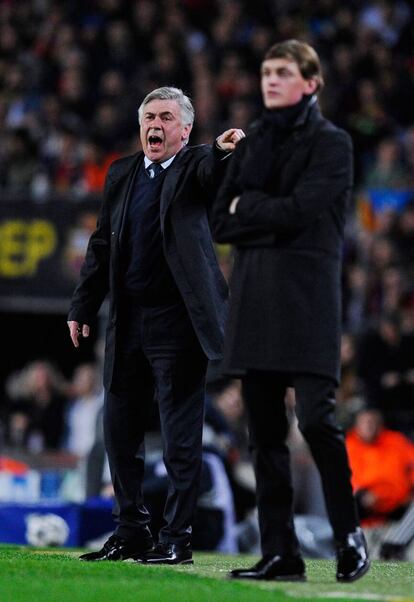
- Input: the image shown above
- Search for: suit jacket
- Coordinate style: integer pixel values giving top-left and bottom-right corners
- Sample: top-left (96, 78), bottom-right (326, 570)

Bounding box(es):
top-left (68, 144), bottom-right (229, 389)
top-left (212, 103), bottom-right (353, 383)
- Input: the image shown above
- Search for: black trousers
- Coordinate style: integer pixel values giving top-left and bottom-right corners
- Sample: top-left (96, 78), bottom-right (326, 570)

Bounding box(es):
top-left (242, 370), bottom-right (359, 557)
top-left (104, 299), bottom-right (207, 545)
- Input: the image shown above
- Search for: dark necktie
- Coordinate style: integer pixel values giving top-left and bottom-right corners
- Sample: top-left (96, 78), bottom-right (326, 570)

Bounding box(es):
top-left (147, 163), bottom-right (164, 178)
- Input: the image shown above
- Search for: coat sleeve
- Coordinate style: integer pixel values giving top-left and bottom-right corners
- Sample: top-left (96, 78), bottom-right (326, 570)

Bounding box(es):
top-left (195, 143), bottom-right (233, 203)
top-left (234, 128), bottom-right (353, 233)
top-left (67, 171), bottom-right (113, 324)
top-left (211, 139), bottom-right (275, 244)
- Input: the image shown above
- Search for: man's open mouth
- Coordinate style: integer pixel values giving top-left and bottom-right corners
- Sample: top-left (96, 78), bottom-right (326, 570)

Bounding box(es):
top-left (148, 135), bottom-right (163, 149)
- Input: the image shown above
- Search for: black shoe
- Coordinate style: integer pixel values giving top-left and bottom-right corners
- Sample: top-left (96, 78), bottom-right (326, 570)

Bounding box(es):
top-left (379, 542), bottom-right (406, 561)
top-left (336, 527), bottom-right (370, 582)
top-left (229, 554), bottom-right (306, 581)
top-left (138, 542), bottom-right (193, 565)
top-left (79, 531), bottom-right (154, 562)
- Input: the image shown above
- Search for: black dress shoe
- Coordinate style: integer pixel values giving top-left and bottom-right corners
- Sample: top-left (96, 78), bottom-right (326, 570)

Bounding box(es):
top-left (79, 531), bottom-right (154, 562)
top-left (336, 527), bottom-right (370, 582)
top-left (229, 554), bottom-right (306, 581)
top-left (138, 542), bottom-right (193, 565)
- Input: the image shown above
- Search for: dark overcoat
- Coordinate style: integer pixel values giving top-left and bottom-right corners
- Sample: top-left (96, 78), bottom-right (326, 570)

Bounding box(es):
top-left (212, 103), bottom-right (353, 384)
top-left (68, 144), bottom-right (229, 389)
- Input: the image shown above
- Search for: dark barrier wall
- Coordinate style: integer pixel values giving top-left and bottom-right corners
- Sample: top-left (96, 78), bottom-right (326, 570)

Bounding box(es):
top-left (0, 198), bottom-right (100, 312)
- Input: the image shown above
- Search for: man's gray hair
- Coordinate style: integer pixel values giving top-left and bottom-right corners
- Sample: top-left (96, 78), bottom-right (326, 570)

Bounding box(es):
top-left (138, 87), bottom-right (195, 127)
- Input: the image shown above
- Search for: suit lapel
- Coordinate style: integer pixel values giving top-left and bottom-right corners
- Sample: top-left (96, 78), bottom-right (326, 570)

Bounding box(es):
top-left (160, 147), bottom-right (192, 231)
top-left (109, 152), bottom-right (142, 248)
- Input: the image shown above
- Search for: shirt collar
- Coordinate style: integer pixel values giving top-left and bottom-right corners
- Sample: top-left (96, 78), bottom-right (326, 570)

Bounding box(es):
top-left (143, 154), bottom-right (176, 170)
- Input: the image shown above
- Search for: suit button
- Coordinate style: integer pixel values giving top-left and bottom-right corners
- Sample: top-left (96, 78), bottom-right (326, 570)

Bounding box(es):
top-left (111, 231), bottom-right (115, 236)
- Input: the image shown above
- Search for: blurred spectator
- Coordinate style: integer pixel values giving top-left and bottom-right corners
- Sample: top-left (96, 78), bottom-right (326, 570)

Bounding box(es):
top-left (46, 127), bottom-right (84, 195)
top-left (102, 19), bottom-right (136, 77)
top-left (90, 101), bottom-right (125, 152)
top-left (402, 126), bottom-right (414, 178)
top-left (208, 381), bottom-right (255, 523)
top-left (63, 209), bottom-right (100, 281)
top-left (58, 66), bottom-right (92, 124)
top-left (363, 137), bottom-right (410, 190)
top-left (357, 313), bottom-right (414, 436)
top-left (363, 235), bottom-right (402, 317)
top-left (212, 380), bottom-right (248, 462)
top-left (346, 407), bottom-right (414, 526)
top-left (64, 363), bottom-right (103, 459)
top-left (379, 265), bottom-right (409, 315)
top-left (347, 79), bottom-right (395, 180)
top-left (336, 333), bottom-right (365, 429)
top-left (0, 128), bottom-right (38, 195)
top-left (368, 235), bottom-right (398, 272)
top-left (4, 360), bottom-right (68, 452)
top-left (81, 138), bottom-right (120, 195)
top-left (343, 264), bottom-right (369, 334)
top-left (358, 1), bottom-right (411, 47)
top-left (3, 62), bottom-right (40, 129)
top-left (395, 201), bottom-right (414, 268)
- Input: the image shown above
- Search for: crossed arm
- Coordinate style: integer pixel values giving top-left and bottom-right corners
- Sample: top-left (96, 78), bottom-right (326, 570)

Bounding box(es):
top-left (212, 128), bottom-right (353, 244)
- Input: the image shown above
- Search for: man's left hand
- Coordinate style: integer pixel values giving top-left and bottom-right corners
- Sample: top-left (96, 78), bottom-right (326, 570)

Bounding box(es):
top-left (216, 128), bottom-right (245, 152)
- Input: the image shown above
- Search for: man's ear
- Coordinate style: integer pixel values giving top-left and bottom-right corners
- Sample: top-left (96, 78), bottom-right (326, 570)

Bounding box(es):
top-left (181, 124), bottom-right (192, 142)
top-left (305, 78), bottom-right (318, 95)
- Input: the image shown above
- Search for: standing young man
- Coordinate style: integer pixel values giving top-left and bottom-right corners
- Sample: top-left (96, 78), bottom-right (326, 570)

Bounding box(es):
top-left (213, 41), bottom-right (370, 582)
top-left (68, 87), bottom-right (244, 564)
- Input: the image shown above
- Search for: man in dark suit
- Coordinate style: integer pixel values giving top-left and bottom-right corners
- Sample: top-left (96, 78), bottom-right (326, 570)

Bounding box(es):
top-left (68, 87), bottom-right (244, 564)
top-left (213, 40), bottom-right (370, 582)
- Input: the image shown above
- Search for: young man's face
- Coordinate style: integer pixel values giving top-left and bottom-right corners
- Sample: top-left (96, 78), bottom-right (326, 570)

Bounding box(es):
top-left (140, 98), bottom-right (192, 163)
top-left (260, 57), bottom-right (318, 109)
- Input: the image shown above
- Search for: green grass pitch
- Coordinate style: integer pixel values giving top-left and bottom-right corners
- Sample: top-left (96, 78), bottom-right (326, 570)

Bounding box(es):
top-left (0, 545), bottom-right (413, 602)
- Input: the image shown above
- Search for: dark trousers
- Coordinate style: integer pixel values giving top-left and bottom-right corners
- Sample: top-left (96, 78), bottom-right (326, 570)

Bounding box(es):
top-left (242, 370), bottom-right (359, 557)
top-left (104, 299), bottom-right (207, 545)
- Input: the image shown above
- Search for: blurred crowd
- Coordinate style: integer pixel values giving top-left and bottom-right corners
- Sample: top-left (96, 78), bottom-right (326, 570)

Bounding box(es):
top-left (1, 0), bottom-right (414, 197)
top-left (1, 359), bottom-right (103, 457)
top-left (1, 0), bottom-right (414, 557)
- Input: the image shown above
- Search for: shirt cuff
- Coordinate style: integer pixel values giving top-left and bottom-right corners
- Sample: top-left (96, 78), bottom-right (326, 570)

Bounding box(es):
top-left (214, 139), bottom-right (233, 159)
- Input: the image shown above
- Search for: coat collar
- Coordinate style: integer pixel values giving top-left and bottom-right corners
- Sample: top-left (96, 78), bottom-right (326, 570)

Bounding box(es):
top-left (242, 100), bottom-right (325, 186)
top-left (292, 94), bottom-right (319, 129)
top-left (110, 146), bottom-right (191, 184)
top-left (270, 101), bottom-right (324, 168)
